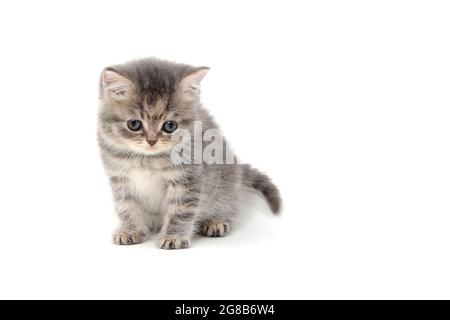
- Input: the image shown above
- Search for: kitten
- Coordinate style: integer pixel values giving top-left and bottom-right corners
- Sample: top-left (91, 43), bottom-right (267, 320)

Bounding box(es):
top-left (97, 58), bottom-right (281, 249)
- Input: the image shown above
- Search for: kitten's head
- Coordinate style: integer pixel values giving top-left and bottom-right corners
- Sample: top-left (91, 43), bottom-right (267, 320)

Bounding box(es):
top-left (98, 58), bottom-right (208, 156)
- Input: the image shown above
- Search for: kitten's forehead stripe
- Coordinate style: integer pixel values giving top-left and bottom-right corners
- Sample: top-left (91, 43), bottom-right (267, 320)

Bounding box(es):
top-left (109, 57), bottom-right (198, 105)
top-left (139, 108), bottom-right (145, 121)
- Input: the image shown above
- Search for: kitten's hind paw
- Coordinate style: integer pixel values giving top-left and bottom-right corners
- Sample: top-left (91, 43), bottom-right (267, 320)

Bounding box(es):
top-left (112, 230), bottom-right (145, 245)
top-left (158, 237), bottom-right (190, 250)
top-left (201, 221), bottom-right (230, 237)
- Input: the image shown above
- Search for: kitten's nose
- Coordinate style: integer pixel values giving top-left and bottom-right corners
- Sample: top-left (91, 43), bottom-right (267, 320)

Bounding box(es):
top-left (147, 139), bottom-right (157, 146)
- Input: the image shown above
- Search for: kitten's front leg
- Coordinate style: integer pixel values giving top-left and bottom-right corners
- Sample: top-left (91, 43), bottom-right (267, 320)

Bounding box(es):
top-left (110, 176), bottom-right (148, 245)
top-left (158, 177), bottom-right (200, 250)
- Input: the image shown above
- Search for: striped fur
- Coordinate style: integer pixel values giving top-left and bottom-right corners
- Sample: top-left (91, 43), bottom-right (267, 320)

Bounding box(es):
top-left (98, 58), bottom-right (281, 249)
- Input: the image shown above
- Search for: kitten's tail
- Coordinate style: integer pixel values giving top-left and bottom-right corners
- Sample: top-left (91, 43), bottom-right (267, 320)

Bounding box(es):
top-left (241, 164), bottom-right (282, 214)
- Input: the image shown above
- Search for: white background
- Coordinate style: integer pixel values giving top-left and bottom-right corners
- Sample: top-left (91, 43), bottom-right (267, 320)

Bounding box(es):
top-left (0, 0), bottom-right (449, 299)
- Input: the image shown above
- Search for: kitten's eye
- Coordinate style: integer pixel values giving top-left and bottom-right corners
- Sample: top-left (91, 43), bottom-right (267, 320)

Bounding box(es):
top-left (127, 119), bottom-right (142, 131)
top-left (162, 121), bottom-right (178, 134)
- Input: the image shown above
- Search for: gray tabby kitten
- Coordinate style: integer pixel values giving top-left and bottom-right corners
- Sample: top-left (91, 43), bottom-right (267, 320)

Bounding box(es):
top-left (98, 58), bottom-right (281, 249)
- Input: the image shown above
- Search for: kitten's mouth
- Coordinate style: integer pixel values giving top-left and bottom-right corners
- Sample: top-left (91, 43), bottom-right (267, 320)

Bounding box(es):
top-left (147, 145), bottom-right (162, 152)
top-left (142, 144), bottom-right (165, 155)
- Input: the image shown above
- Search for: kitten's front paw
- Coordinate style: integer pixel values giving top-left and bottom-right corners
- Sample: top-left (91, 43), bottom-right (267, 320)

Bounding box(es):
top-left (158, 237), bottom-right (190, 250)
top-left (112, 230), bottom-right (145, 245)
top-left (201, 221), bottom-right (231, 237)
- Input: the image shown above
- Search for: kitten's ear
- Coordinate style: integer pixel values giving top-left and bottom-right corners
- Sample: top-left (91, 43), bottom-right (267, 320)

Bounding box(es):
top-left (101, 70), bottom-right (133, 100)
top-left (179, 68), bottom-right (209, 101)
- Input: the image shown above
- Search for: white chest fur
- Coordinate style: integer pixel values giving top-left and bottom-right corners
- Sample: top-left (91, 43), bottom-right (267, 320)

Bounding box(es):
top-left (128, 168), bottom-right (167, 212)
